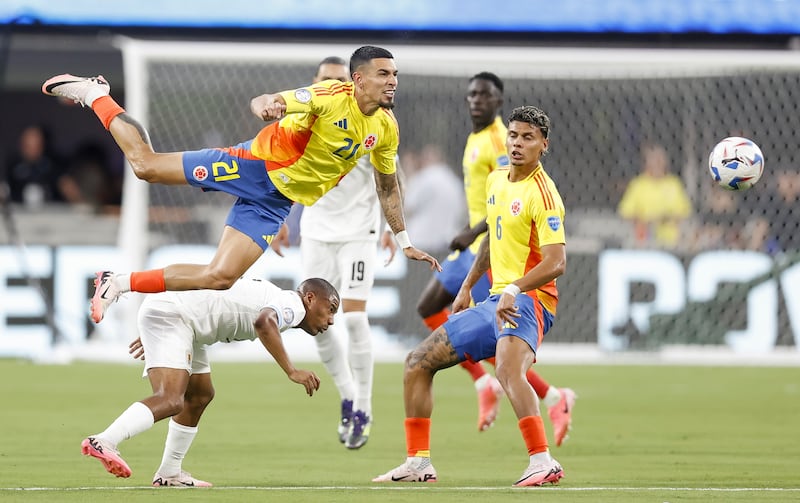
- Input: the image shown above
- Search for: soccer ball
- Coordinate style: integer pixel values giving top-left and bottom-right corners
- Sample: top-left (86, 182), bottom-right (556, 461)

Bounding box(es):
top-left (708, 137), bottom-right (764, 191)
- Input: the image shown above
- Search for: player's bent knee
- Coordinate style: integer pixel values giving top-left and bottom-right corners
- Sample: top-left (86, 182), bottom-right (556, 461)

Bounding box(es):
top-left (160, 396), bottom-right (186, 417)
top-left (129, 158), bottom-right (164, 183)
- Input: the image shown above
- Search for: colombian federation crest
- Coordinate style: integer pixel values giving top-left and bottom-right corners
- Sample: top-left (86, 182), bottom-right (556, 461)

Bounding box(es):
top-left (192, 165), bottom-right (208, 181)
top-left (510, 199), bottom-right (522, 216)
top-left (363, 134), bottom-right (378, 150)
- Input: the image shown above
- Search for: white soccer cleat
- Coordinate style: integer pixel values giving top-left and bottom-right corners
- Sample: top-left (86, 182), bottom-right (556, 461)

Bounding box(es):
top-left (152, 470), bottom-right (212, 488)
top-left (372, 458), bottom-right (437, 483)
top-left (513, 457), bottom-right (564, 487)
top-left (90, 271), bottom-right (121, 323)
top-left (41, 73), bottom-right (110, 106)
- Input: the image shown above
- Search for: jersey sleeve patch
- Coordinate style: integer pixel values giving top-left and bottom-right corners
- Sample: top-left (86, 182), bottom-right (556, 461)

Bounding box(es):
top-left (547, 215), bottom-right (562, 231)
top-left (294, 88), bottom-right (312, 103)
top-left (282, 307), bottom-right (296, 325)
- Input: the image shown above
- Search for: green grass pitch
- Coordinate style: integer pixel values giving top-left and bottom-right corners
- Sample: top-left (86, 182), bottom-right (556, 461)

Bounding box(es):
top-left (0, 359), bottom-right (798, 502)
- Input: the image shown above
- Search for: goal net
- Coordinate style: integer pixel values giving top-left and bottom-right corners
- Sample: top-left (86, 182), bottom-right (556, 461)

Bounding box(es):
top-left (116, 38), bottom-right (800, 356)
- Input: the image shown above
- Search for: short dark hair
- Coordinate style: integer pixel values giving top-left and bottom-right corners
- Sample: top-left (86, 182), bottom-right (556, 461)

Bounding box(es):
top-left (507, 106), bottom-right (550, 139)
top-left (350, 45), bottom-right (394, 75)
top-left (298, 277), bottom-right (340, 303)
top-left (317, 56), bottom-right (347, 69)
top-left (469, 72), bottom-right (504, 94)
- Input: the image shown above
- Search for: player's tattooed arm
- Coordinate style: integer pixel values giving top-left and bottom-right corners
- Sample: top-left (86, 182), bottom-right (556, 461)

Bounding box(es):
top-left (374, 171), bottom-right (405, 234)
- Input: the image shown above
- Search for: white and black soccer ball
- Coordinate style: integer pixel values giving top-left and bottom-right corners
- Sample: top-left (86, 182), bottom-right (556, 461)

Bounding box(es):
top-left (708, 136), bottom-right (764, 191)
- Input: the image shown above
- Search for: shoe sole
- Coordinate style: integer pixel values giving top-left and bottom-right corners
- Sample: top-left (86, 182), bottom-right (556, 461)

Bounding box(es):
top-left (552, 389), bottom-right (577, 447)
top-left (41, 73), bottom-right (81, 96)
top-left (81, 438), bottom-right (131, 478)
top-left (345, 437), bottom-right (369, 449)
top-left (153, 480), bottom-right (213, 488)
top-left (478, 391), bottom-right (502, 431)
top-left (372, 473), bottom-right (437, 483)
top-left (513, 468), bottom-right (564, 487)
top-left (90, 271), bottom-right (107, 323)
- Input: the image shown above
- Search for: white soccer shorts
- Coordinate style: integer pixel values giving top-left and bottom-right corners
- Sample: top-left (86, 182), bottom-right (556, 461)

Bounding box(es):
top-left (138, 297), bottom-right (211, 375)
top-left (301, 238), bottom-right (377, 301)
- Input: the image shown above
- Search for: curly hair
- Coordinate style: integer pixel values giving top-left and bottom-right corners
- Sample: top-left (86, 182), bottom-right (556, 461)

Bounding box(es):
top-left (507, 106), bottom-right (550, 139)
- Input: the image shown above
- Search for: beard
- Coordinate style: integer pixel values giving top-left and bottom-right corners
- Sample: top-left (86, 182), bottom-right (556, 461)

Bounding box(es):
top-left (379, 101), bottom-right (395, 110)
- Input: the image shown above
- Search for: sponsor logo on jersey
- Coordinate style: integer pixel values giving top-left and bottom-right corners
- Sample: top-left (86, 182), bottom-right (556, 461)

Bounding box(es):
top-left (279, 173), bottom-right (290, 183)
top-left (510, 199), bottom-right (522, 216)
top-left (294, 88), bottom-right (312, 103)
top-left (547, 216), bottom-right (561, 231)
top-left (363, 134), bottom-right (377, 150)
top-left (283, 307), bottom-right (295, 325)
top-left (192, 165), bottom-right (208, 181)
top-left (487, 194), bottom-right (496, 205)
top-left (333, 118), bottom-right (348, 130)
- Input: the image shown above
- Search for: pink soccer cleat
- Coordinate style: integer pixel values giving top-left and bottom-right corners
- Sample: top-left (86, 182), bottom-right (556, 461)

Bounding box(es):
top-left (42, 74), bottom-right (110, 106)
top-left (547, 388), bottom-right (577, 447)
top-left (90, 271), bottom-right (121, 323)
top-left (81, 436), bottom-right (132, 478)
top-left (478, 376), bottom-right (504, 431)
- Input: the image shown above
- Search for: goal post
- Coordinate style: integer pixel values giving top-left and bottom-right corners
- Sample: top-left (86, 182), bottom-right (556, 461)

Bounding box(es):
top-left (113, 37), bottom-right (800, 356)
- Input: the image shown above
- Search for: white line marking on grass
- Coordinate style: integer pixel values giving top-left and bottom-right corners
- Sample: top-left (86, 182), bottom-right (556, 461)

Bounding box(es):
top-left (2, 486), bottom-right (800, 492)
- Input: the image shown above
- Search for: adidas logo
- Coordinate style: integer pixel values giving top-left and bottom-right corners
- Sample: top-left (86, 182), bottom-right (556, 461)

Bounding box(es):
top-left (333, 118), bottom-right (348, 130)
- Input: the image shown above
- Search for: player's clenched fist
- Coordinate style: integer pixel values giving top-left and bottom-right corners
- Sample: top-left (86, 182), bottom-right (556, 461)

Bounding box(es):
top-left (250, 93), bottom-right (287, 121)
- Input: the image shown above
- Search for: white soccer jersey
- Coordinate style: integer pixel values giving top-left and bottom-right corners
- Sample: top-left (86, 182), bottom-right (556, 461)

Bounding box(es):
top-left (300, 156), bottom-right (381, 243)
top-left (139, 277), bottom-right (306, 347)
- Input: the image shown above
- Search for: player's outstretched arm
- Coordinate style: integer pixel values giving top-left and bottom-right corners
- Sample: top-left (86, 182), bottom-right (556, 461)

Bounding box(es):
top-left (374, 171), bottom-right (442, 271)
top-left (250, 93), bottom-right (287, 122)
top-left (254, 307), bottom-right (321, 396)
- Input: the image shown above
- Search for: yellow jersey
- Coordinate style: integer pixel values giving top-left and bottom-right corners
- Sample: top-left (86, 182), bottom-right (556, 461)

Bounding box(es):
top-left (485, 163), bottom-right (566, 314)
top-left (251, 80), bottom-right (399, 206)
top-left (462, 116), bottom-right (509, 253)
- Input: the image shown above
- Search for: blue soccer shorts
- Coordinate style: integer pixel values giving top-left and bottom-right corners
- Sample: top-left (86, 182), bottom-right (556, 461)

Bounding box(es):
top-left (182, 140), bottom-right (292, 251)
top-left (443, 293), bottom-right (555, 362)
top-left (435, 248), bottom-right (492, 302)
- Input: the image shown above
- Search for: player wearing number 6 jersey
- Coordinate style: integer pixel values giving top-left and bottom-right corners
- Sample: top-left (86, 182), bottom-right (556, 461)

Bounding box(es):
top-left (374, 106), bottom-right (566, 486)
top-left (41, 45), bottom-right (440, 324)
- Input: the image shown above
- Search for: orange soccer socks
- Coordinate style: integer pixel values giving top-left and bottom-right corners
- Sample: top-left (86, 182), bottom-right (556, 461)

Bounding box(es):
top-left (422, 309), bottom-right (450, 332)
top-left (404, 417), bottom-right (431, 458)
top-left (91, 95), bottom-right (126, 130)
top-left (519, 415), bottom-right (549, 456)
top-left (130, 269), bottom-right (166, 293)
